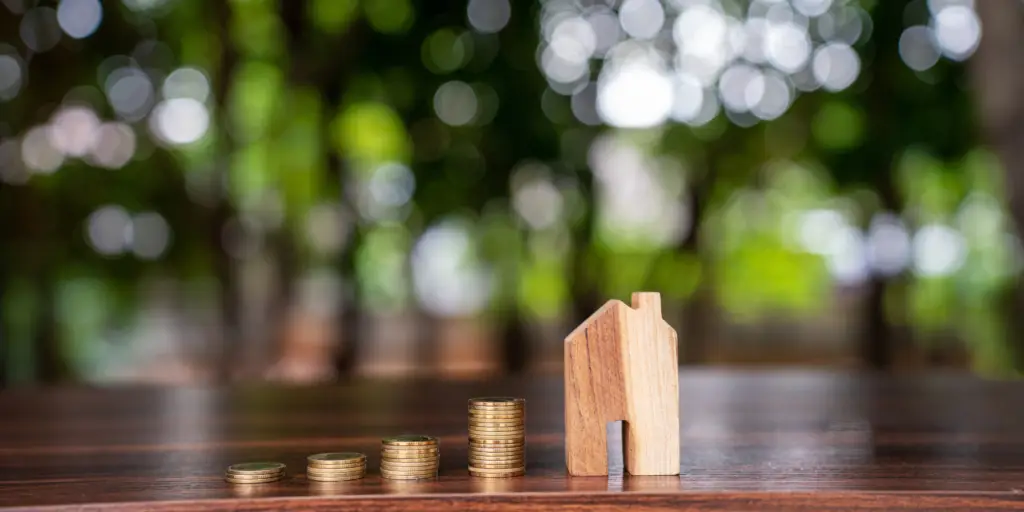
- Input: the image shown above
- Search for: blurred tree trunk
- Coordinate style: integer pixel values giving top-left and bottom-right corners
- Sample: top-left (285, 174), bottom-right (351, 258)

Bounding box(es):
top-left (971, 1), bottom-right (1024, 367)
top-left (678, 151), bottom-right (715, 365)
top-left (212, 0), bottom-right (241, 382)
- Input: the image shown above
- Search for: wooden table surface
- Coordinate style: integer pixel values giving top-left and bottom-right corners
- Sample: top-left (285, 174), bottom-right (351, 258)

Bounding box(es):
top-left (3, 370), bottom-right (1024, 510)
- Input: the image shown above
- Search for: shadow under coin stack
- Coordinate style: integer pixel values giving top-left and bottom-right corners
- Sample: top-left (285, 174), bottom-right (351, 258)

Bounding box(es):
top-left (468, 397), bottom-right (526, 478)
top-left (306, 452), bottom-right (367, 482)
top-left (224, 462), bottom-right (286, 485)
top-left (380, 435), bottom-right (440, 480)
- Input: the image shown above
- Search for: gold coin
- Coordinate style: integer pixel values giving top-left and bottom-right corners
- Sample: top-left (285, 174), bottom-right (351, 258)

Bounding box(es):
top-left (225, 474), bottom-right (284, 484)
top-left (468, 465), bottom-right (526, 475)
top-left (469, 457), bottom-right (525, 466)
top-left (468, 413), bottom-right (525, 422)
top-left (468, 397), bottom-right (525, 407)
top-left (380, 467), bottom-right (438, 476)
top-left (307, 452), bottom-right (365, 466)
top-left (381, 472), bottom-right (437, 480)
top-left (468, 454), bottom-right (524, 462)
top-left (307, 473), bottom-right (365, 482)
top-left (381, 460), bottom-right (438, 468)
top-left (381, 446), bottom-right (440, 454)
top-left (306, 467), bottom-right (365, 476)
top-left (469, 469), bottom-right (525, 478)
top-left (468, 435), bottom-right (525, 443)
top-left (469, 462), bottom-right (524, 470)
top-left (469, 418), bottom-right (524, 427)
top-left (468, 427), bottom-right (525, 436)
top-left (226, 462), bottom-right (286, 475)
top-left (382, 435), bottom-right (438, 446)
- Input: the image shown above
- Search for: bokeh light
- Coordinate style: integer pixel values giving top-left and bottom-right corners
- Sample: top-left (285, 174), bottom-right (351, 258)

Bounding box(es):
top-left (104, 67), bottom-right (155, 122)
top-left (86, 205), bottom-right (132, 256)
top-left (150, 98), bottom-right (210, 145)
top-left (0, 53), bottom-right (24, 101)
top-left (57, 0), bottom-right (103, 40)
top-left (20, 7), bottom-right (62, 53)
top-left (162, 67), bottom-right (211, 102)
top-left (466, 0), bottom-right (511, 34)
top-left (899, 26), bottom-right (940, 72)
top-left (89, 122), bottom-right (136, 169)
top-left (434, 81), bottom-right (478, 127)
top-left (21, 125), bottom-right (64, 174)
top-left (131, 211), bottom-right (171, 259)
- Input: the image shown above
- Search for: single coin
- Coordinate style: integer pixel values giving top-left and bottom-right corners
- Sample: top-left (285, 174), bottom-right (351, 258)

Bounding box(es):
top-left (468, 419), bottom-right (524, 427)
top-left (469, 453), bottom-right (525, 462)
top-left (306, 467), bottom-right (365, 476)
top-left (380, 467), bottom-right (439, 476)
top-left (381, 459), bottom-right (438, 468)
top-left (468, 458), bottom-right (524, 466)
top-left (381, 446), bottom-right (440, 454)
top-left (468, 413), bottom-right (525, 422)
top-left (382, 434), bottom-right (438, 446)
top-left (469, 446), bottom-right (525, 454)
top-left (468, 427), bottom-right (526, 436)
top-left (468, 437), bottom-right (525, 444)
top-left (226, 462), bottom-right (286, 475)
top-left (469, 468), bottom-right (525, 478)
top-left (468, 465), bottom-right (526, 474)
top-left (467, 460), bottom-right (525, 469)
top-left (307, 473), bottom-right (365, 482)
top-left (225, 474), bottom-right (284, 484)
top-left (307, 452), bottom-right (365, 465)
top-left (381, 472), bottom-right (437, 480)
top-left (468, 397), bottom-right (525, 407)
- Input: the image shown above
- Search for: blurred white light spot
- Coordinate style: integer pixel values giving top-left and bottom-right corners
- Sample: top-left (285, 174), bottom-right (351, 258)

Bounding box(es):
top-left (541, 45), bottom-right (590, 85)
top-left (912, 224), bottom-right (966, 277)
top-left (513, 177), bottom-right (564, 230)
top-left (792, 0), bottom-right (832, 18)
top-left (927, 0), bottom-right (975, 16)
top-left (132, 211), bottom-right (171, 259)
top-left (812, 42), bottom-right (860, 92)
top-left (412, 221), bottom-right (492, 317)
top-left (619, 0), bottom-right (665, 40)
top-left (798, 209), bottom-right (846, 255)
top-left (150, 98), bottom-right (209, 145)
top-left (742, 18), bottom-right (769, 64)
top-left (750, 70), bottom-right (791, 121)
top-left (933, 5), bottom-right (981, 60)
top-left (827, 225), bottom-right (868, 285)
top-left (162, 67), bottom-right (210, 102)
top-left (57, 0), bottom-right (102, 39)
top-left (122, 0), bottom-right (169, 12)
top-left (0, 139), bottom-right (30, 185)
top-left (20, 7), bottom-right (62, 53)
top-left (718, 63), bottom-right (761, 113)
top-left (89, 122), bottom-right (136, 169)
top-left (550, 16), bottom-right (597, 64)
top-left (688, 89), bottom-right (720, 127)
top-left (816, 6), bottom-right (864, 45)
top-left (899, 26), bottom-right (940, 72)
top-left (48, 106), bottom-right (100, 157)
top-left (570, 82), bottom-right (602, 126)
top-left (671, 73), bottom-right (704, 124)
top-left (306, 203), bottom-right (349, 255)
top-left (586, 10), bottom-right (622, 57)
top-left (467, 0), bottom-right (511, 34)
top-left (86, 205), bottom-right (132, 256)
top-left (21, 126), bottom-right (64, 174)
top-left (105, 67), bottom-right (154, 122)
top-left (433, 81), bottom-right (478, 126)
top-left (360, 162), bottom-right (416, 221)
top-left (673, 5), bottom-right (733, 86)
top-left (865, 213), bottom-right (910, 276)
top-left (766, 22), bottom-right (811, 74)
top-left (597, 60), bottom-right (673, 128)
top-left (0, 54), bottom-right (23, 101)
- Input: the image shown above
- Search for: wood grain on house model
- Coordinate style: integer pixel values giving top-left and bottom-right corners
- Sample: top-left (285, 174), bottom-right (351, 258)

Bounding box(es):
top-left (564, 292), bottom-right (680, 476)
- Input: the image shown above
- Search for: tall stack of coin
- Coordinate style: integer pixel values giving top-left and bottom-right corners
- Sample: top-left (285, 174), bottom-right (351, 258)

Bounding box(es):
top-left (380, 435), bottom-right (440, 480)
top-left (468, 397), bottom-right (526, 478)
top-left (224, 462), bottom-right (286, 484)
top-left (306, 452), bottom-right (367, 482)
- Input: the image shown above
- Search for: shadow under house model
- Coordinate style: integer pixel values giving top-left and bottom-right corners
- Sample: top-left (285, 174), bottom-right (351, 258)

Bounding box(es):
top-left (564, 292), bottom-right (680, 476)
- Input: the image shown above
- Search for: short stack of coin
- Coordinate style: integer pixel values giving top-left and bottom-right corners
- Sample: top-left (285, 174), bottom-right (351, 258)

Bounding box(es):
top-left (468, 397), bottom-right (526, 478)
top-left (224, 462), bottom-right (286, 485)
top-left (380, 435), bottom-right (440, 480)
top-left (306, 452), bottom-right (366, 482)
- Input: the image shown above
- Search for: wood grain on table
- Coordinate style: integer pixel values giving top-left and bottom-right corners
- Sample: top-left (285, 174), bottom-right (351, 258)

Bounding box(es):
top-left (3, 370), bottom-right (1024, 510)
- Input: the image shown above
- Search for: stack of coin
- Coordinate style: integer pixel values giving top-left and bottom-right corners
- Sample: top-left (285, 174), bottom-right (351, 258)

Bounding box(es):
top-left (306, 452), bottom-right (367, 482)
top-left (224, 462), bottom-right (286, 485)
top-left (380, 435), bottom-right (440, 480)
top-left (468, 397), bottom-right (526, 478)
